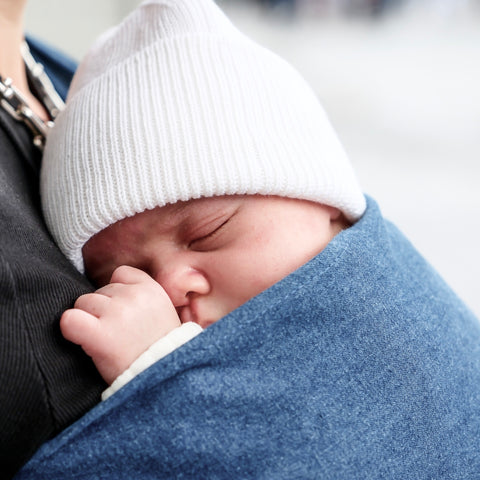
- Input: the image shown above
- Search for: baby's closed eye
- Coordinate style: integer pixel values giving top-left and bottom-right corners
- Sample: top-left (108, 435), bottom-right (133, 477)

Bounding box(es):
top-left (188, 217), bottom-right (231, 250)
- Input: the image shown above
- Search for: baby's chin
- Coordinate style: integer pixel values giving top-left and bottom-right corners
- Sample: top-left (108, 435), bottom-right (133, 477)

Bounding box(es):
top-left (194, 306), bottom-right (242, 328)
top-left (195, 304), bottom-right (243, 328)
top-left (180, 300), bottom-right (246, 329)
top-left (178, 307), bottom-right (219, 329)
top-left (195, 318), bottom-right (218, 329)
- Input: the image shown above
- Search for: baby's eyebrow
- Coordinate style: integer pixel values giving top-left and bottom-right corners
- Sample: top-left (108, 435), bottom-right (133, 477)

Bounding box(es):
top-left (163, 201), bottom-right (208, 233)
top-left (160, 202), bottom-right (195, 227)
top-left (168, 198), bottom-right (216, 221)
top-left (165, 197), bottom-right (237, 230)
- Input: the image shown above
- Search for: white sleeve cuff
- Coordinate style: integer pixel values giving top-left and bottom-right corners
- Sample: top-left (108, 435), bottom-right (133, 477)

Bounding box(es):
top-left (101, 322), bottom-right (203, 401)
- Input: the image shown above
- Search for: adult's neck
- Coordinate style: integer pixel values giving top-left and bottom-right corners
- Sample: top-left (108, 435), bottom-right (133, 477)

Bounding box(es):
top-left (0, 0), bottom-right (27, 88)
top-left (0, 0), bottom-right (49, 120)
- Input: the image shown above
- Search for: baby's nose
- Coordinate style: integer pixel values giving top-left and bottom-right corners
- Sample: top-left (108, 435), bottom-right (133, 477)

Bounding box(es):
top-left (153, 265), bottom-right (210, 307)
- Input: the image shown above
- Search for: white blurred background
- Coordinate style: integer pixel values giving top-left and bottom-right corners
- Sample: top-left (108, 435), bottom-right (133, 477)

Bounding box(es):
top-left (26, 0), bottom-right (480, 317)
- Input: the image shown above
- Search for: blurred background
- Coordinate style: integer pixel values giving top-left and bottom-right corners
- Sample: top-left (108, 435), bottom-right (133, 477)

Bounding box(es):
top-left (26, 0), bottom-right (480, 317)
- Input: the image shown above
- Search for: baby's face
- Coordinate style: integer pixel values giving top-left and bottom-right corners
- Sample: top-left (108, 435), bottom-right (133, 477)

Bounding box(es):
top-left (83, 195), bottom-right (346, 328)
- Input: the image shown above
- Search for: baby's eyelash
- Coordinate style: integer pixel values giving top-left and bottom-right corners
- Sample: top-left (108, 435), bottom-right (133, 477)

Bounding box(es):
top-left (189, 218), bottom-right (230, 248)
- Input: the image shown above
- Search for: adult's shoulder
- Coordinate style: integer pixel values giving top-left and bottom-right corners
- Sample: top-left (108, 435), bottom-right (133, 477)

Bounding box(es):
top-left (25, 35), bottom-right (77, 101)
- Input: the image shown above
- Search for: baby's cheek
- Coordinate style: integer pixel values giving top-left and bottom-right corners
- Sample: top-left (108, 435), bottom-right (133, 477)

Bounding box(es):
top-left (237, 267), bottom-right (278, 303)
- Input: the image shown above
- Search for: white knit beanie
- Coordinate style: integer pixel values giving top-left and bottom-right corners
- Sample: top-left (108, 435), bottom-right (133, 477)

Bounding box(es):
top-left (41, 0), bottom-right (366, 272)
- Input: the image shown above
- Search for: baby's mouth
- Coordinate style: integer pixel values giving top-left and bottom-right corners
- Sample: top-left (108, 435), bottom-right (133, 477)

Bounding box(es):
top-left (177, 304), bottom-right (216, 329)
top-left (177, 304), bottom-right (198, 325)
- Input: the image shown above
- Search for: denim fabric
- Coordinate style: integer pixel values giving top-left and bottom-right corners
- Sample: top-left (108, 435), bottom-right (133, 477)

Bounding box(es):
top-left (26, 35), bottom-right (76, 100)
top-left (16, 197), bottom-right (480, 479)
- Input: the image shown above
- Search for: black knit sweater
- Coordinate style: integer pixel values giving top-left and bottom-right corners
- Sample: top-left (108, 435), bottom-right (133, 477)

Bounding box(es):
top-left (0, 42), bottom-right (105, 478)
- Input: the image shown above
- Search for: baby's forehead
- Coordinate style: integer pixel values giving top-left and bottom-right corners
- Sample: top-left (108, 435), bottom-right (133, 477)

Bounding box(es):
top-left (166, 195), bottom-right (244, 212)
top-left (153, 195), bottom-right (252, 221)
top-left (121, 195), bottom-right (244, 230)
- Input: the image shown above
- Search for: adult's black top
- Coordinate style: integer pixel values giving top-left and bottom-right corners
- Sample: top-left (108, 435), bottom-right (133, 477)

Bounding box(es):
top-left (0, 37), bottom-right (106, 479)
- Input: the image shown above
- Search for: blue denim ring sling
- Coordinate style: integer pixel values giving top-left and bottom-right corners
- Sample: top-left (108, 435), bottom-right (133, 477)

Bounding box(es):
top-left (16, 197), bottom-right (480, 479)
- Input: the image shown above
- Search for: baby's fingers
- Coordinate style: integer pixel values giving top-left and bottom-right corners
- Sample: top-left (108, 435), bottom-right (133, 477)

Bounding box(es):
top-left (60, 308), bottom-right (101, 352)
top-left (74, 292), bottom-right (111, 317)
top-left (110, 265), bottom-right (153, 285)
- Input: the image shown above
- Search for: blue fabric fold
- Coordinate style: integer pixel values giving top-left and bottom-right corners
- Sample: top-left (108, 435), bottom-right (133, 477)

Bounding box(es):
top-left (16, 196), bottom-right (480, 479)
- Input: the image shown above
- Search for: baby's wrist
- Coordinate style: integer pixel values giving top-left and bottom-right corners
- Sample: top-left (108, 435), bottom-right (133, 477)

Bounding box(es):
top-left (101, 322), bottom-right (203, 401)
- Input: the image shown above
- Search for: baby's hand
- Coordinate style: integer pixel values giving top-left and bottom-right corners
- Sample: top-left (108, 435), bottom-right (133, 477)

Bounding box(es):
top-left (61, 265), bottom-right (181, 385)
